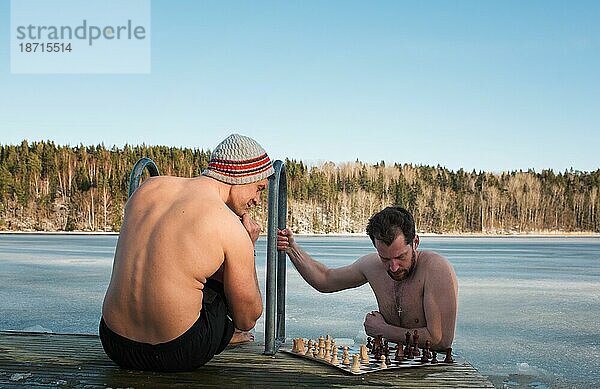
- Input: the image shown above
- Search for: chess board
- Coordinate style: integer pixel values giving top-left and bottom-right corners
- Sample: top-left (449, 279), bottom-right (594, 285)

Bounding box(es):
top-left (282, 341), bottom-right (454, 375)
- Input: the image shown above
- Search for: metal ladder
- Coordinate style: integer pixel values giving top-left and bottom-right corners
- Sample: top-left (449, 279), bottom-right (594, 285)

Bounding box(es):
top-left (128, 158), bottom-right (288, 355)
top-left (264, 160), bottom-right (287, 355)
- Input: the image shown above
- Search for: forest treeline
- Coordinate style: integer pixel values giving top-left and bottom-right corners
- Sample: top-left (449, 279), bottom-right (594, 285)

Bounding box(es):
top-left (1, 140), bottom-right (598, 234)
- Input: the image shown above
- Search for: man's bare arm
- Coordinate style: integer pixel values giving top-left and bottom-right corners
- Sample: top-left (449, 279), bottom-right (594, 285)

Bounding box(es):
top-left (277, 228), bottom-right (367, 293)
top-left (222, 217), bottom-right (263, 331)
top-left (422, 255), bottom-right (458, 349)
top-left (210, 214), bottom-right (260, 284)
top-left (364, 311), bottom-right (439, 349)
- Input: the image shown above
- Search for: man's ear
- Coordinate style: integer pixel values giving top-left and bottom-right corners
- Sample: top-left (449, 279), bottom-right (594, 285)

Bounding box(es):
top-left (413, 235), bottom-right (420, 249)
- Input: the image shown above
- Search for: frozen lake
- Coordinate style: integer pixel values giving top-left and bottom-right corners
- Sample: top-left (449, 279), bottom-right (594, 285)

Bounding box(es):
top-left (1, 234), bottom-right (598, 388)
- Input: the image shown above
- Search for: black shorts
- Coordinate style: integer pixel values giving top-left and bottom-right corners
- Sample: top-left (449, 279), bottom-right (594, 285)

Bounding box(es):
top-left (99, 280), bottom-right (235, 372)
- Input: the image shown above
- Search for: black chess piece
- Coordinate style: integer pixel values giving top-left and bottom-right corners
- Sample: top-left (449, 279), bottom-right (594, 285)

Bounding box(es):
top-left (444, 348), bottom-right (454, 363)
top-left (412, 330), bottom-right (420, 356)
top-left (424, 340), bottom-right (432, 359)
top-left (404, 331), bottom-right (411, 355)
top-left (366, 337), bottom-right (373, 352)
top-left (394, 342), bottom-right (404, 361)
top-left (383, 342), bottom-right (391, 365)
top-left (374, 335), bottom-right (384, 358)
top-left (431, 351), bottom-right (438, 364)
top-left (374, 335), bottom-right (382, 350)
top-left (420, 347), bottom-right (429, 363)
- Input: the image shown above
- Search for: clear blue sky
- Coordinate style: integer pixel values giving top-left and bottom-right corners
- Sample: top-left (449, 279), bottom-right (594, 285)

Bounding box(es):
top-left (1, 0), bottom-right (598, 172)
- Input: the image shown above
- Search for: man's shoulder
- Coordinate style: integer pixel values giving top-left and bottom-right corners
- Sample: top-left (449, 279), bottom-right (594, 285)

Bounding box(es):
top-left (129, 176), bottom-right (186, 200)
top-left (419, 251), bottom-right (455, 273)
top-left (419, 250), bottom-right (451, 267)
top-left (357, 252), bottom-right (380, 264)
top-left (141, 175), bottom-right (185, 187)
top-left (355, 252), bottom-right (383, 273)
top-left (140, 175), bottom-right (218, 192)
top-left (419, 250), bottom-right (449, 261)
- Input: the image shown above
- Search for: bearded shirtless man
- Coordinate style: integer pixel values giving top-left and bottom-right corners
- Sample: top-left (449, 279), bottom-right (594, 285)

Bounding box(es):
top-left (100, 134), bottom-right (273, 372)
top-left (277, 206), bottom-right (458, 350)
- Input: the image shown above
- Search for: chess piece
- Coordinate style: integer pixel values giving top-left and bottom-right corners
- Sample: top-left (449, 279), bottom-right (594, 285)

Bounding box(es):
top-left (373, 335), bottom-right (383, 359)
top-left (360, 344), bottom-right (369, 363)
top-left (317, 336), bottom-right (325, 358)
top-left (351, 354), bottom-right (361, 373)
top-left (424, 340), bottom-right (431, 359)
top-left (312, 345), bottom-right (318, 358)
top-left (324, 345), bottom-right (331, 361)
top-left (367, 337), bottom-right (373, 352)
top-left (412, 330), bottom-right (420, 356)
top-left (407, 345), bottom-right (414, 359)
top-left (307, 339), bottom-right (313, 353)
top-left (420, 347), bottom-right (429, 363)
top-left (444, 348), bottom-right (454, 363)
top-left (404, 331), bottom-right (411, 354)
top-left (331, 346), bottom-right (339, 365)
top-left (318, 344), bottom-right (325, 359)
top-left (383, 342), bottom-right (390, 365)
top-left (380, 354), bottom-right (387, 369)
top-left (431, 351), bottom-right (438, 364)
top-left (375, 348), bottom-right (382, 360)
top-left (298, 338), bottom-right (306, 355)
top-left (342, 346), bottom-right (350, 365)
top-left (373, 335), bottom-right (383, 355)
top-left (394, 342), bottom-right (404, 361)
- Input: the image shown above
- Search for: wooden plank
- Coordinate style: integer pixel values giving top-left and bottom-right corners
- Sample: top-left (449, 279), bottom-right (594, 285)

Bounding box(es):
top-left (0, 331), bottom-right (494, 388)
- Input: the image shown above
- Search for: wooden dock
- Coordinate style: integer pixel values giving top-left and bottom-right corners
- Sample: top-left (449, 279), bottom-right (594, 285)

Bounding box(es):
top-left (0, 331), bottom-right (495, 388)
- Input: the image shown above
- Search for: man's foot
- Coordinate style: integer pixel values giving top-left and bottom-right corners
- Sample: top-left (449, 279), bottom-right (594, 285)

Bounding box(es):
top-left (229, 329), bottom-right (254, 344)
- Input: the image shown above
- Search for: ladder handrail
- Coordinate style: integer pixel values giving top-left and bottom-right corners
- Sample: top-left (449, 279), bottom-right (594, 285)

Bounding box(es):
top-left (128, 157), bottom-right (160, 198)
top-left (264, 160), bottom-right (287, 355)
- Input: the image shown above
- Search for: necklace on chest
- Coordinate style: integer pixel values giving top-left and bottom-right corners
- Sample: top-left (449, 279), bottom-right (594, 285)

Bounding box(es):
top-left (394, 280), bottom-right (405, 316)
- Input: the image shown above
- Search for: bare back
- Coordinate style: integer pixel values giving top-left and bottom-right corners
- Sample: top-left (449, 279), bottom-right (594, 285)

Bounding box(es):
top-left (102, 176), bottom-right (252, 344)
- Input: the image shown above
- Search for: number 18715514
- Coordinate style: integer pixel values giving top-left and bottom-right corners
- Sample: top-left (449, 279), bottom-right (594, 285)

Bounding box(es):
top-left (19, 42), bottom-right (72, 53)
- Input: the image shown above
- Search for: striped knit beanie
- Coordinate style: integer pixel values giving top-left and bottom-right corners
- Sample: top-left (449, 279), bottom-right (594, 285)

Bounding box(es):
top-left (202, 134), bottom-right (274, 184)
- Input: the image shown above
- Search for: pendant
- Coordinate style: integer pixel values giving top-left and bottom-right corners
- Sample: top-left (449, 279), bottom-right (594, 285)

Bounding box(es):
top-left (397, 307), bottom-right (403, 315)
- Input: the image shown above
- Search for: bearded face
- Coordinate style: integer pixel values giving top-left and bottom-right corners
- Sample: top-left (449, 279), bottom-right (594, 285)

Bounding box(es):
top-left (374, 235), bottom-right (418, 282)
top-left (386, 249), bottom-right (417, 281)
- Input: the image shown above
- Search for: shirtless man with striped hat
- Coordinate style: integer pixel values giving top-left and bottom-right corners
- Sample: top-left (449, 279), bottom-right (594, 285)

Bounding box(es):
top-left (100, 134), bottom-right (273, 372)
